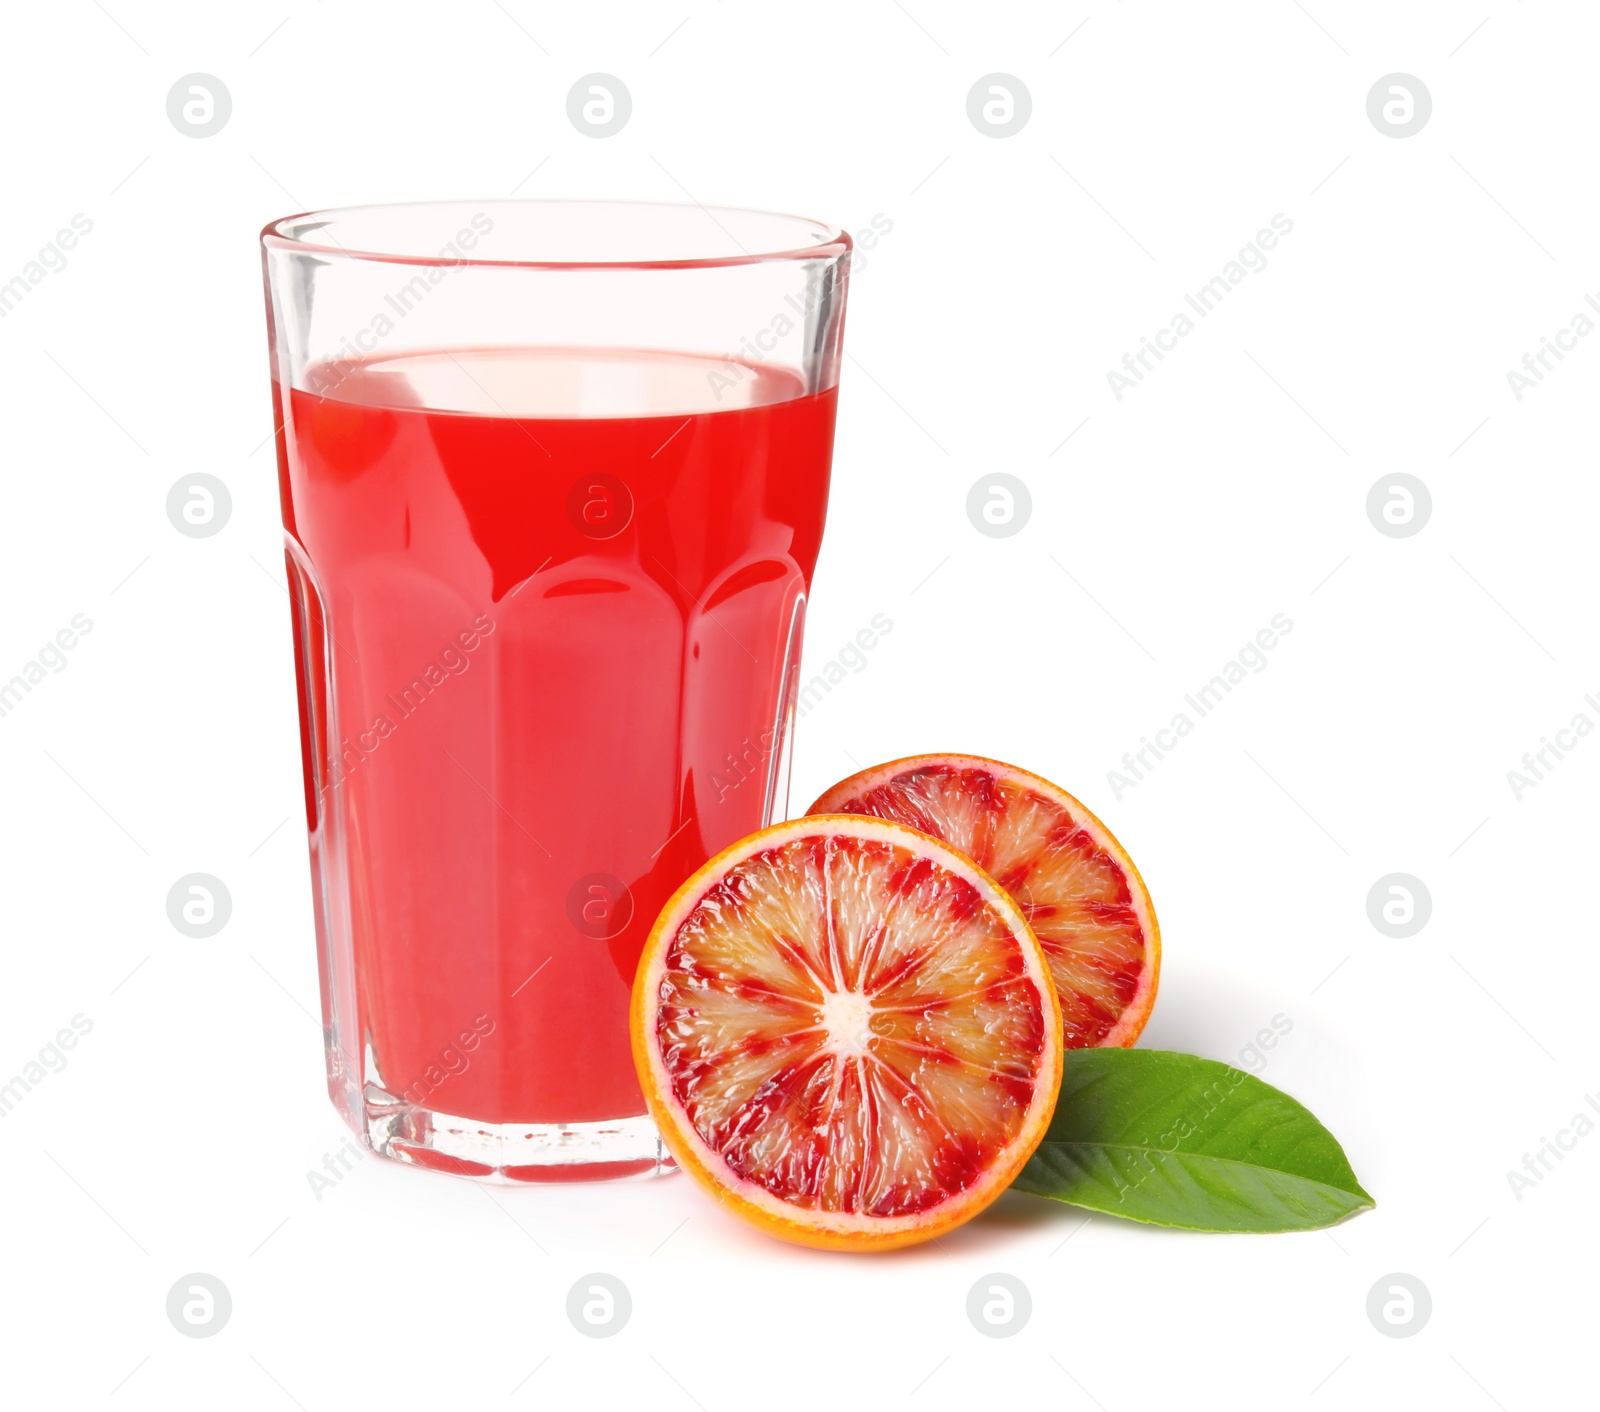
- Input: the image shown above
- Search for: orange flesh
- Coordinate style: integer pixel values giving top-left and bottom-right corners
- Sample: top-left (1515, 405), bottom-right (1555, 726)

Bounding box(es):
top-left (816, 765), bottom-right (1153, 1048)
top-left (654, 834), bottom-right (1051, 1218)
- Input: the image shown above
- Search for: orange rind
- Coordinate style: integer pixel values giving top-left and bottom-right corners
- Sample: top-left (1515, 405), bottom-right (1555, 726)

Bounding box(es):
top-left (631, 815), bottom-right (1062, 1252)
top-left (811, 755), bottom-right (1159, 1049)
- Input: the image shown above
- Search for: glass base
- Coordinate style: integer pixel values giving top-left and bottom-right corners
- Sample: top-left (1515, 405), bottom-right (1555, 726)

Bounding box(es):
top-left (336, 1075), bottom-right (676, 1183)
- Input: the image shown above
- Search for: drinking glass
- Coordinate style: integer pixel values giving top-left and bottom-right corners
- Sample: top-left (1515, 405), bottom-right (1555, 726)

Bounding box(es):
top-left (260, 201), bottom-right (850, 1180)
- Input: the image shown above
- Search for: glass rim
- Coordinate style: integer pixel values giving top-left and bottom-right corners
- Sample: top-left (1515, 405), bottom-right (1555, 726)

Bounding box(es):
top-left (260, 198), bottom-right (851, 272)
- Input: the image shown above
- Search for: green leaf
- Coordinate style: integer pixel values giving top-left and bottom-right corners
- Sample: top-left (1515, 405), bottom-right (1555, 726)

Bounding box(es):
top-left (1013, 1048), bottom-right (1374, 1232)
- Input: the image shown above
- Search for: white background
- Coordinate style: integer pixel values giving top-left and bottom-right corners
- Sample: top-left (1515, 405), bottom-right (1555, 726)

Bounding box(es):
top-left (1, 2), bottom-right (1595, 1407)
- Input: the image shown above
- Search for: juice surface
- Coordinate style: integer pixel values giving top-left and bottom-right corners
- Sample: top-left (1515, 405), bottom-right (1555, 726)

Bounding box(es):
top-left (276, 348), bottom-right (837, 1124)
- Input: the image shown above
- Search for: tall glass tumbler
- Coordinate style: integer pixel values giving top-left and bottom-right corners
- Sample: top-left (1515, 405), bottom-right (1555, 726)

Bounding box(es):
top-left (261, 202), bottom-right (850, 1180)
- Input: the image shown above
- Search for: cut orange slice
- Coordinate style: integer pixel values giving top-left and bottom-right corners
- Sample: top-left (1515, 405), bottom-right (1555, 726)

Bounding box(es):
top-left (631, 815), bottom-right (1062, 1252)
top-left (810, 755), bottom-right (1159, 1049)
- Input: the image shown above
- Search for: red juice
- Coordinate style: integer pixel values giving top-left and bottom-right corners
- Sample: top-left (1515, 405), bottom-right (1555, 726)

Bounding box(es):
top-left (273, 348), bottom-right (836, 1151)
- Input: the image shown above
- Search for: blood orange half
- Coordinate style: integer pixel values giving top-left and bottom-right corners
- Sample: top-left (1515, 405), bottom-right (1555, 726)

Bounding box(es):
top-left (631, 815), bottom-right (1062, 1252)
top-left (810, 755), bottom-right (1159, 1049)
